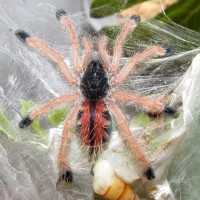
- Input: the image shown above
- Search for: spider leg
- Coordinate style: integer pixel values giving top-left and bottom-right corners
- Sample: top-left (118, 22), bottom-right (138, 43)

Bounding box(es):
top-left (110, 16), bottom-right (140, 75)
top-left (114, 45), bottom-right (166, 86)
top-left (107, 102), bottom-right (155, 180)
top-left (15, 30), bottom-right (77, 86)
top-left (56, 10), bottom-right (82, 74)
top-left (82, 37), bottom-right (93, 71)
top-left (113, 91), bottom-right (164, 115)
top-left (19, 92), bottom-right (79, 128)
top-left (57, 105), bottom-right (80, 183)
top-left (113, 91), bottom-right (179, 117)
top-left (98, 36), bottom-right (110, 71)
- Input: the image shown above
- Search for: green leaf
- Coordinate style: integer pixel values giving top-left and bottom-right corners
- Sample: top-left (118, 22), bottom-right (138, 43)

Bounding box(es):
top-left (49, 107), bottom-right (68, 127)
top-left (19, 99), bottom-right (69, 137)
top-left (91, 0), bottom-right (200, 33)
top-left (131, 112), bottom-right (151, 127)
top-left (31, 120), bottom-right (48, 137)
top-left (101, 16), bottom-right (200, 55)
top-left (148, 114), bottom-right (183, 153)
top-left (90, 0), bottom-right (149, 18)
top-left (19, 99), bottom-right (35, 116)
top-left (0, 111), bottom-right (15, 139)
top-left (159, 0), bottom-right (200, 32)
top-left (19, 99), bottom-right (48, 137)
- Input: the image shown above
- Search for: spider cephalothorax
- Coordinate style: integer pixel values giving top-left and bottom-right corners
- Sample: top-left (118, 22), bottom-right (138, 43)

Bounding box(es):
top-left (80, 60), bottom-right (109, 100)
top-left (15, 10), bottom-right (178, 184)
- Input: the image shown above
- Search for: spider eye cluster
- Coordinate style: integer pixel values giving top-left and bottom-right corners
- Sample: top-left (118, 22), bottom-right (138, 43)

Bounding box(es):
top-left (80, 60), bottom-right (109, 100)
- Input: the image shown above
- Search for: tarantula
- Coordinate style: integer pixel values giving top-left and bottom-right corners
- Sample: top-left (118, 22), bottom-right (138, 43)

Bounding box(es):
top-left (15, 10), bottom-right (177, 184)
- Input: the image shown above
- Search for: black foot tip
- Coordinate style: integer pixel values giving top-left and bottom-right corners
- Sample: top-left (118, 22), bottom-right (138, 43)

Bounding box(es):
top-left (130, 15), bottom-right (141, 24)
top-left (58, 170), bottom-right (73, 183)
top-left (15, 30), bottom-right (30, 43)
top-left (19, 116), bottom-right (32, 128)
top-left (56, 9), bottom-right (67, 20)
top-left (144, 167), bottom-right (155, 180)
top-left (163, 105), bottom-right (179, 118)
top-left (90, 164), bottom-right (95, 176)
top-left (165, 47), bottom-right (174, 56)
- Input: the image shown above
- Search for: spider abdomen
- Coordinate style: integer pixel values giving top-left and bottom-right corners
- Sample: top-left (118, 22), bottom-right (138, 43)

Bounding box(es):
top-left (76, 100), bottom-right (112, 156)
top-left (80, 60), bottom-right (109, 100)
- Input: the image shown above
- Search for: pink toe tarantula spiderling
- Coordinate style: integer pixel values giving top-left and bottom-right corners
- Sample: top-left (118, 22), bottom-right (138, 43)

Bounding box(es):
top-left (15, 10), bottom-right (178, 183)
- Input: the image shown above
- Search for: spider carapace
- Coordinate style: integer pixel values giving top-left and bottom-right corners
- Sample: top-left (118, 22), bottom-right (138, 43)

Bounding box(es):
top-left (15, 9), bottom-right (178, 184)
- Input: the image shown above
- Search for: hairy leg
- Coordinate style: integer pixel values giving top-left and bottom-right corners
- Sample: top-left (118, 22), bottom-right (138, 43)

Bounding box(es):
top-left (82, 37), bottom-right (93, 71)
top-left (110, 16), bottom-right (139, 74)
top-left (98, 36), bottom-right (110, 71)
top-left (56, 10), bottom-right (82, 74)
top-left (107, 102), bottom-right (155, 180)
top-left (19, 92), bottom-right (79, 128)
top-left (57, 105), bottom-right (80, 183)
top-left (15, 30), bottom-right (77, 86)
top-left (112, 90), bottom-right (164, 114)
top-left (114, 45), bottom-right (166, 85)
